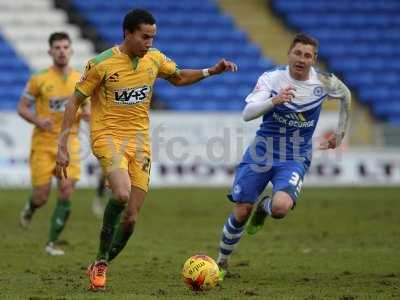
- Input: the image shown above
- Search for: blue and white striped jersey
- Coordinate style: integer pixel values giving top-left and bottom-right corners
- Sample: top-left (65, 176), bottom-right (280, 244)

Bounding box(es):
top-left (243, 66), bottom-right (346, 166)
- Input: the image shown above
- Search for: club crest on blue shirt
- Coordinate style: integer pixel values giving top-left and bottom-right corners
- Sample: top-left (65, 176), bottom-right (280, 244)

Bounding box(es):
top-left (233, 184), bottom-right (241, 194)
top-left (313, 86), bottom-right (324, 97)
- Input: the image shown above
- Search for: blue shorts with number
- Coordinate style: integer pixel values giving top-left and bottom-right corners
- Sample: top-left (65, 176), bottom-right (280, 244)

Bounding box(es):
top-left (228, 160), bottom-right (307, 204)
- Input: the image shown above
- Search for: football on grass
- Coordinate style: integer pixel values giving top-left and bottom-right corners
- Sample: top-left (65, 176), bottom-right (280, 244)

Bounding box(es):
top-left (181, 255), bottom-right (220, 291)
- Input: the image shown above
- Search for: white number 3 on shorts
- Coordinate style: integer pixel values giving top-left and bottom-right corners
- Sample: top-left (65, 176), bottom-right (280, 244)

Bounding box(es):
top-left (289, 172), bottom-right (303, 193)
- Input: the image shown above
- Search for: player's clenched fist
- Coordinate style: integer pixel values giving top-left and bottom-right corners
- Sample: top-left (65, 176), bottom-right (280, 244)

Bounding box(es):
top-left (209, 59), bottom-right (238, 74)
top-left (318, 132), bottom-right (343, 150)
top-left (272, 86), bottom-right (296, 106)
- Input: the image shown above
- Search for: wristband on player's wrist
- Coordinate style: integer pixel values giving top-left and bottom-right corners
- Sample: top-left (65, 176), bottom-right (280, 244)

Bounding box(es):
top-left (202, 68), bottom-right (210, 77)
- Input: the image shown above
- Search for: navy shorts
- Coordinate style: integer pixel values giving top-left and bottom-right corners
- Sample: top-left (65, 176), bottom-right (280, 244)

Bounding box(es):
top-left (228, 160), bottom-right (306, 204)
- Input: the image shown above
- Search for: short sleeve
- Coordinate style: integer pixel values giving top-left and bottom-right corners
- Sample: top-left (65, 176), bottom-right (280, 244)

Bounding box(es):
top-left (75, 60), bottom-right (103, 97)
top-left (245, 73), bottom-right (273, 103)
top-left (23, 75), bottom-right (39, 102)
top-left (157, 51), bottom-right (178, 79)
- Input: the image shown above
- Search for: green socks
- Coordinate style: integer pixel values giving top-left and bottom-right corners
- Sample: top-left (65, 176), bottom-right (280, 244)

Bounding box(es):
top-left (96, 199), bottom-right (125, 261)
top-left (48, 199), bottom-right (71, 243)
top-left (108, 221), bottom-right (134, 262)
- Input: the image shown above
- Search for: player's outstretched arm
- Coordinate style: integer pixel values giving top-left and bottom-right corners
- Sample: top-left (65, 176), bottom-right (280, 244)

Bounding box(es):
top-left (55, 93), bottom-right (86, 179)
top-left (319, 79), bottom-right (351, 150)
top-left (167, 59), bottom-right (237, 86)
top-left (336, 84), bottom-right (351, 143)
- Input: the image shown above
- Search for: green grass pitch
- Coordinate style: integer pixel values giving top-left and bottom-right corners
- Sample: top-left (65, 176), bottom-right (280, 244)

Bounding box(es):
top-left (0, 187), bottom-right (399, 299)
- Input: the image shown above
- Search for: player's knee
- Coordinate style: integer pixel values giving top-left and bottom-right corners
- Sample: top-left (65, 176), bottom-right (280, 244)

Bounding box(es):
top-left (59, 185), bottom-right (73, 199)
top-left (271, 201), bottom-right (290, 218)
top-left (234, 203), bottom-right (253, 223)
top-left (113, 188), bottom-right (130, 203)
top-left (34, 195), bottom-right (48, 206)
top-left (271, 208), bottom-right (287, 219)
top-left (271, 194), bottom-right (293, 219)
top-left (58, 179), bottom-right (76, 199)
top-left (33, 189), bottom-right (50, 205)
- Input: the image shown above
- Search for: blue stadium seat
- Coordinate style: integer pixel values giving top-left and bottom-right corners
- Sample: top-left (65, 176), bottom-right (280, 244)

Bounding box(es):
top-left (374, 102), bottom-right (400, 119)
top-left (387, 116), bottom-right (400, 126)
top-left (0, 35), bottom-right (31, 111)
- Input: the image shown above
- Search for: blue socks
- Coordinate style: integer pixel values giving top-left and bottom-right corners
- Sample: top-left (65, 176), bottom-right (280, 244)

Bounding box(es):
top-left (217, 213), bottom-right (246, 263)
